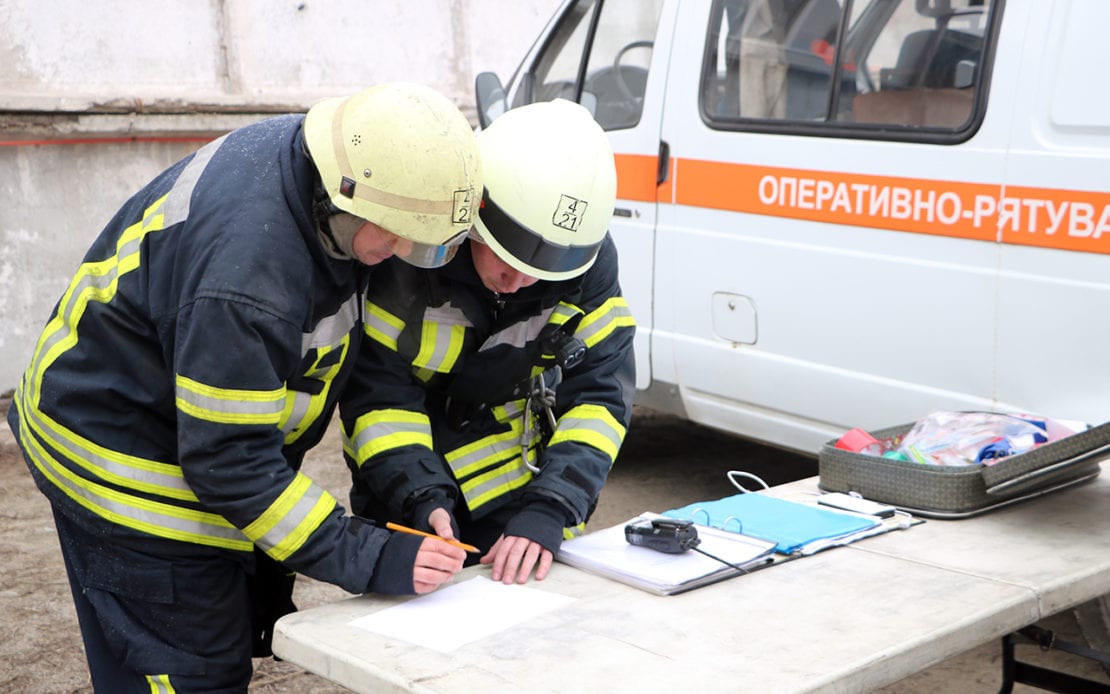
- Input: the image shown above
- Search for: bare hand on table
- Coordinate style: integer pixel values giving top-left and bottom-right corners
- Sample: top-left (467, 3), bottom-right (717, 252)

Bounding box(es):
top-left (481, 534), bottom-right (553, 585)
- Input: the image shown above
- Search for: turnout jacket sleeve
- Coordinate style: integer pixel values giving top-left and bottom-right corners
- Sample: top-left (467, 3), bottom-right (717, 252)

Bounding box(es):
top-left (525, 237), bottom-right (636, 528)
top-left (172, 297), bottom-right (411, 595)
top-left (340, 319), bottom-right (459, 527)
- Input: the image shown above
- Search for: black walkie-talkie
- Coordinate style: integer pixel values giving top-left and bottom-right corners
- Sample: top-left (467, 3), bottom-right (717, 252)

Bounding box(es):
top-left (625, 517), bottom-right (765, 575)
top-left (624, 518), bottom-right (701, 553)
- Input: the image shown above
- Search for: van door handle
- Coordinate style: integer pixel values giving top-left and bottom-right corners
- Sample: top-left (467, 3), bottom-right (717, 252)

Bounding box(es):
top-left (613, 208), bottom-right (633, 218)
top-left (657, 140), bottom-right (670, 185)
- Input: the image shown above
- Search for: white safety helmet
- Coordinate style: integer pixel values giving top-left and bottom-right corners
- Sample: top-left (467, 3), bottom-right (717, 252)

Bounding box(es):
top-left (473, 99), bottom-right (616, 281)
top-left (304, 82), bottom-right (481, 268)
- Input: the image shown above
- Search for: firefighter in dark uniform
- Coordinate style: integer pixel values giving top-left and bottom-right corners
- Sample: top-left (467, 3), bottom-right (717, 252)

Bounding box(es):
top-left (7, 83), bottom-right (481, 692)
top-left (342, 99), bottom-right (636, 585)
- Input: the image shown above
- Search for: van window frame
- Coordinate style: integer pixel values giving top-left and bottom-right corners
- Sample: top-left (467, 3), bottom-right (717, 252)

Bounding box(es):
top-left (698, 0), bottom-right (1006, 144)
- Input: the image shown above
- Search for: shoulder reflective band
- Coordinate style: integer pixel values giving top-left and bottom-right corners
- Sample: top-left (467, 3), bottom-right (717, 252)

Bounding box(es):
top-left (478, 190), bottom-right (602, 274)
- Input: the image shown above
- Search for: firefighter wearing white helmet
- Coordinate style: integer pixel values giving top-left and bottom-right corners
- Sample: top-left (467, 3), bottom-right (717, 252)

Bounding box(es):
top-left (305, 82), bottom-right (481, 268)
top-left (8, 83), bottom-right (476, 691)
top-left (342, 98), bottom-right (636, 587)
top-left (473, 98), bottom-right (617, 280)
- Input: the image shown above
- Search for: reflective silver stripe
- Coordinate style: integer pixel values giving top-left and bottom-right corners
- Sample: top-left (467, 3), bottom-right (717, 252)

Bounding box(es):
top-left (302, 293), bottom-right (359, 353)
top-left (575, 298), bottom-right (635, 348)
top-left (280, 391), bottom-right (313, 434)
top-left (364, 301), bottom-right (403, 349)
top-left (479, 307), bottom-right (556, 351)
top-left (28, 231), bottom-right (142, 391)
top-left (251, 481), bottom-right (333, 559)
top-left (175, 375), bottom-right (285, 425)
top-left (283, 298), bottom-right (359, 435)
top-left (21, 393), bottom-right (194, 499)
top-left (550, 404), bottom-right (626, 461)
top-left (458, 452), bottom-right (535, 511)
top-left (164, 134), bottom-right (226, 226)
top-left (414, 304), bottom-right (470, 372)
top-left (17, 406), bottom-right (249, 549)
top-left (350, 416), bottom-right (432, 462)
top-left (145, 674), bottom-right (174, 694)
top-left (492, 400), bottom-right (526, 423)
top-left (425, 303), bottom-right (471, 327)
top-left (446, 430), bottom-right (523, 477)
top-left (551, 303), bottom-right (582, 324)
top-left (27, 143), bottom-right (211, 396)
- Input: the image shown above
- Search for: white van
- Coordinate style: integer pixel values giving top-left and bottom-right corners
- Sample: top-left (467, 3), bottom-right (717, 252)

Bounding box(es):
top-left (475, 0), bottom-right (1110, 645)
top-left (477, 0), bottom-right (1109, 454)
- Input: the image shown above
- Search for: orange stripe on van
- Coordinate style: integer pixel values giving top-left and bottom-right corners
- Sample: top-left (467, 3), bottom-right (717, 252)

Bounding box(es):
top-left (613, 155), bottom-right (1110, 255)
top-left (614, 153), bottom-right (659, 203)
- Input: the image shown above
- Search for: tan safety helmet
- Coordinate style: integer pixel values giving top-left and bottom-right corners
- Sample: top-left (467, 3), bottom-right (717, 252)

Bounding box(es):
top-left (304, 82), bottom-right (481, 268)
top-left (473, 99), bottom-right (616, 281)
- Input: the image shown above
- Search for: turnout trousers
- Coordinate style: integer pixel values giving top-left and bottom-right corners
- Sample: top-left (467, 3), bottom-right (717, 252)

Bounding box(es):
top-left (52, 507), bottom-right (256, 693)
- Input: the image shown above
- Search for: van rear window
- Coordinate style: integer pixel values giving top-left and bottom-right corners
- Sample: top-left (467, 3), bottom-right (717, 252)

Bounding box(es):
top-left (701, 0), bottom-right (1000, 143)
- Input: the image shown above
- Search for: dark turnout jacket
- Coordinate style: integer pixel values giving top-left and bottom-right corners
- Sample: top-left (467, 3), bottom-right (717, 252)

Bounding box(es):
top-left (342, 238), bottom-right (636, 554)
top-left (8, 114), bottom-right (420, 595)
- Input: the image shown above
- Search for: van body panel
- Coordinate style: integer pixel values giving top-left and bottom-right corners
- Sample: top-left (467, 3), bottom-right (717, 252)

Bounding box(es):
top-left (485, 0), bottom-right (1110, 454)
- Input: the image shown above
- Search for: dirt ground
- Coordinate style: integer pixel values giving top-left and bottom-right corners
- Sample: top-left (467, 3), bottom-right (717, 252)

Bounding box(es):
top-left (1, 395), bottom-right (1106, 693)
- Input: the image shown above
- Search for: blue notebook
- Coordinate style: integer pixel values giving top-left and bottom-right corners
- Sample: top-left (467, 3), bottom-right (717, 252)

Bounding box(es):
top-left (663, 493), bottom-right (879, 554)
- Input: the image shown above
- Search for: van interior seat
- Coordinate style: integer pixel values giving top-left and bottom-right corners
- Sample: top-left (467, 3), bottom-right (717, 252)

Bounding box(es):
top-left (880, 28), bottom-right (982, 90)
top-left (851, 24), bottom-right (981, 128)
top-left (851, 87), bottom-right (973, 128)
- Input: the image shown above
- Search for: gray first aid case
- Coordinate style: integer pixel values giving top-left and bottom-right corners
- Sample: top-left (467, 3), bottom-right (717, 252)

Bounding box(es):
top-left (817, 421), bottom-right (1110, 518)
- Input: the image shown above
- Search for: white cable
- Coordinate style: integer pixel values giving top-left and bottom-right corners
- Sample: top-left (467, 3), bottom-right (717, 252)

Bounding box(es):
top-left (727, 470), bottom-right (770, 493)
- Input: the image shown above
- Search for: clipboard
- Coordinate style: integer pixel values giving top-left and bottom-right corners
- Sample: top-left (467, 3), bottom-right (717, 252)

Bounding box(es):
top-left (556, 512), bottom-right (776, 595)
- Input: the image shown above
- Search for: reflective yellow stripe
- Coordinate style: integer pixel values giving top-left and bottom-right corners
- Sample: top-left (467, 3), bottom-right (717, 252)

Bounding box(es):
top-left (16, 396), bottom-right (250, 550)
top-left (280, 335), bottom-right (352, 444)
top-left (364, 301), bottom-right (404, 350)
top-left (445, 418), bottom-right (526, 478)
top-left (491, 400), bottom-right (526, 424)
top-left (175, 374), bottom-right (285, 425)
top-left (243, 473), bottom-right (337, 561)
top-left (575, 297), bottom-right (635, 348)
top-left (563, 522), bottom-right (586, 540)
top-left (26, 194), bottom-right (169, 408)
top-left (413, 321), bottom-right (467, 373)
top-left (11, 146), bottom-right (250, 551)
top-left (550, 302), bottom-right (581, 327)
top-left (549, 404), bottom-right (626, 462)
top-left (348, 409), bottom-right (433, 463)
top-left (458, 449), bottom-right (536, 511)
top-left (146, 673), bottom-right (175, 694)
top-left (282, 296), bottom-right (359, 442)
top-left (19, 389), bottom-right (196, 502)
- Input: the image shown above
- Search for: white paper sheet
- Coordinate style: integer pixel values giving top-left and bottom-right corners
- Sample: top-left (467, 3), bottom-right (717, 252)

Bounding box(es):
top-left (348, 576), bottom-right (575, 653)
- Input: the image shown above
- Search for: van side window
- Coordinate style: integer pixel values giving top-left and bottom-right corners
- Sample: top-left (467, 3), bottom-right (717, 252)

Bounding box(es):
top-left (513, 0), bottom-right (664, 132)
top-left (701, 0), bottom-right (996, 140)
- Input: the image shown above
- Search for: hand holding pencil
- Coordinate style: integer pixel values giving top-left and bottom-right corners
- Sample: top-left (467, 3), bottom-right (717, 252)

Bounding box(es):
top-left (386, 522), bottom-right (480, 553)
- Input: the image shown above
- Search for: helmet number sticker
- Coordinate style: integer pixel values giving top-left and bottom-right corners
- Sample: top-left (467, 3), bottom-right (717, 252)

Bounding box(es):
top-left (553, 195), bottom-right (587, 232)
top-left (452, 189), bottom-right (472, 224)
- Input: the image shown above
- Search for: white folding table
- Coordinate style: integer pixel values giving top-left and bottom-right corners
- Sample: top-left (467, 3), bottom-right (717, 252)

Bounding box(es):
top-left (273, 467), bottom-right (1110, 693)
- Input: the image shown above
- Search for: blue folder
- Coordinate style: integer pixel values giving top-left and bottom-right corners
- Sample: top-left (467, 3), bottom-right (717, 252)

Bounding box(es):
top-left (663, 493), bottom-right (879, 554)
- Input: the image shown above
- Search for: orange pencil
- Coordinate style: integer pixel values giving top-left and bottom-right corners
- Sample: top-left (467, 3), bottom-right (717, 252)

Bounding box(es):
top-left (385, 522), bottom-right (481, 553)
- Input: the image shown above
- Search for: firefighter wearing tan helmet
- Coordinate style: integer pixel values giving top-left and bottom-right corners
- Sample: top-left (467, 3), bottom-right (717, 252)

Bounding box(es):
top-left (7, 82), bottom-right (481, 691)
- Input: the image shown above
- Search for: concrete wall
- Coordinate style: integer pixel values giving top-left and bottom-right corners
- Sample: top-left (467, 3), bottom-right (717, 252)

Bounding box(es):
top-left (0, 0), bottom-right (562, 392)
